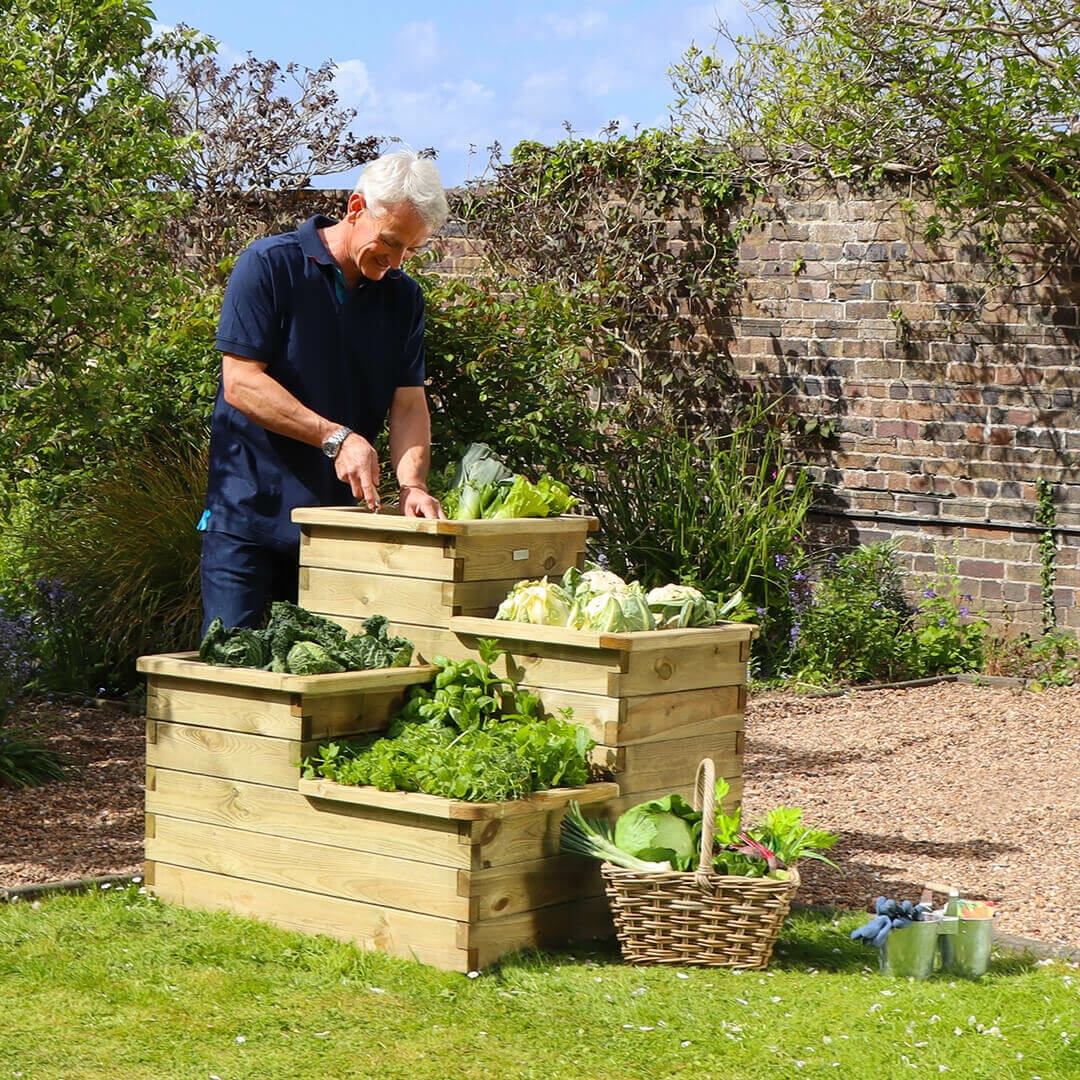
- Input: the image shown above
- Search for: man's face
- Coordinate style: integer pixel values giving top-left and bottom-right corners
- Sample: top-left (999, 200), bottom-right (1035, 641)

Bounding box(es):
top-left (347, 194), bottom-right (430, 281)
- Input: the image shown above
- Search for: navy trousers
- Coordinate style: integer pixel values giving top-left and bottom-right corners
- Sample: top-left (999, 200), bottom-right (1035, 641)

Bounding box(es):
top-left (199, 530), bottom-right (299, 637)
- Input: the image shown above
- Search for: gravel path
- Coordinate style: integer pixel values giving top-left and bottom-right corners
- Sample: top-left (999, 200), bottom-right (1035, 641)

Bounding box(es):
top-left (741, 680), bottom-right (1080, 949)
top-left (3, 682), bottom-right (1079, 951)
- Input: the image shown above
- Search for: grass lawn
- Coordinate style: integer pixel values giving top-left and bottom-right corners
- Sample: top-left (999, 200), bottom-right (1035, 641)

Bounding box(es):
top-left (1, 882), bottom-right (1077, 1080)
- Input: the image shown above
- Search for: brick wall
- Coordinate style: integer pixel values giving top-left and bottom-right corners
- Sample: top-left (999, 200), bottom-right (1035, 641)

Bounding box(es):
top-left (731, 177), bottom-right (1080, 632)
top-left (314, 179), bottom-right (1077, 634)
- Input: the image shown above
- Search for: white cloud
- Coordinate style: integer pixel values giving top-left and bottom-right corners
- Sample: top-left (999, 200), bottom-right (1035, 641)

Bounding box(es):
top-left (333, 59), bottom-right (376, 107)
top-left (544, 10), bottom-right (609, 38)
top-left (395, 20), bottom-right (442, 69)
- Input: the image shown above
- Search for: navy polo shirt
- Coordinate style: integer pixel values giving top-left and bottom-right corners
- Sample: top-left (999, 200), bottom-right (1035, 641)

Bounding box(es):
top-left (203, 215), bottom-right (426, 550)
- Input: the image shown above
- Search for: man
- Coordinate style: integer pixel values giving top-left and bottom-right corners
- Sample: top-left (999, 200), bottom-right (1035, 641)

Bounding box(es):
top-left (198, 149), bottom-right (449, 634)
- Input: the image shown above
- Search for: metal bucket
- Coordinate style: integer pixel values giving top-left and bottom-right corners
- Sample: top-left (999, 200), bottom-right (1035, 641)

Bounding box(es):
top-left (940, 917), bottom-right (994, 978)
top-left (879, 920), bottom-right (940, 979)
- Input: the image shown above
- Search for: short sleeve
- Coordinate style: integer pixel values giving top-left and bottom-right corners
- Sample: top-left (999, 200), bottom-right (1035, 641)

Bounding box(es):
top-left (215, 246), bottom-right (281, 364)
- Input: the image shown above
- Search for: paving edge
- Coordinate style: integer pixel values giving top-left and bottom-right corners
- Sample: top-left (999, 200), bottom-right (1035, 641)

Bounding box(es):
top-left (0, 873), bottom-right (140, 904)
top-left (2, 875), bottom-right (1077, 965)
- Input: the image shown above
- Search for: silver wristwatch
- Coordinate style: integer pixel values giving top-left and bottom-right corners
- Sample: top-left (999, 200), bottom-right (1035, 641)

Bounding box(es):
top-left (321, 426), bottom-right (353, 459)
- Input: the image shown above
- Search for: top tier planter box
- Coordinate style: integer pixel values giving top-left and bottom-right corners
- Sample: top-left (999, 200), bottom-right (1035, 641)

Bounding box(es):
top-left (292, 506), bottom-right (598, 632)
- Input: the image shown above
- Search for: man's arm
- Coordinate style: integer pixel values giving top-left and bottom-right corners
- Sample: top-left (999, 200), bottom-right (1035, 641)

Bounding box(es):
top-left (222, 352), bottom-right (382, 509)
top-left (388, 385), bottom-right (444, 519)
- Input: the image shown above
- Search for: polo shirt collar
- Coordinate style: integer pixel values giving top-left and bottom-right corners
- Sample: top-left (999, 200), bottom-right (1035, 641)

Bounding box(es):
top-left (299, 215), bottom-right (338, 266)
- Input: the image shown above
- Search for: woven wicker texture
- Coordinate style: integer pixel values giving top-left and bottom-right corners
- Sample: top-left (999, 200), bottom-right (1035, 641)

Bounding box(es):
top-left (600, 758), bottom-right (800, 968)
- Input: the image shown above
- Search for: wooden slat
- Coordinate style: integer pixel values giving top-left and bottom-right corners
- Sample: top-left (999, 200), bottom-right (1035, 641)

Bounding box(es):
top-left (291, 505), bottom-right (598, 537)
top-left (465, 807), bottom-right (567, 870)
top-left (146, 720), bottom-right (308, 788)
top-left (299, 525), bottom-right (456, 578)
top-left (146, 815), bottom-right (469, 919)
top-left (136, 652), bottom-right (436, 695)
top-left (617, 685), bottom-right (746, 744)
top-left (297, 778), bottom-right (619, 821)
top-left (463, 895), bottom-right (615, 970)
top-left (608, 732), bottom-right (743, 798)
top-left (466, 855), bottom-right (606, 921)
top-left (146, 677), bottom-right (299, 738)
top-left (444, 532), bottom-right (588, 583)
top-left (146, 862), bottom-right (472, 972)
top-left (448, 616), bottom-right (757, 652)
top-left (612, 649), bottom-right (748, 697)
top-left (298, 567), bottom-right (528, 626)
top-left (145, 767), bottom-right (473, 868)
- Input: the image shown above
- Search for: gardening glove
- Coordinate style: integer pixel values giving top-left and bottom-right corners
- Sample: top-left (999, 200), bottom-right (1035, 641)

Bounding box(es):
top-left (850, 914), bottom-right (892, 947)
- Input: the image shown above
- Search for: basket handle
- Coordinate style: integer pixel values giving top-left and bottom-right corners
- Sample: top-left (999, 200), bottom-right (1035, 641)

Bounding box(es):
top-left (693, 758), bottom-right (717, 884)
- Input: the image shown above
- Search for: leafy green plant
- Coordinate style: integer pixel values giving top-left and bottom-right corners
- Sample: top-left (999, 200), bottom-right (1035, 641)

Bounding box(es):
top-left (983, 628), bottom-right (1080, 689)
top-left (588, 403), bottom-right (812, 667)
top-left (0, 725), bottom-right (68, 789)
top-left (912, 555), bottom-right (988, 676)
top-left (1036, 479), bottom-right (1058, 634)
top-left (303, 640), bottom-right (594, 801)
top-left (787, 541), bottom-right (919, 687)
top-left (562, 775), bottom-right (837, 878)
top-left (788, 542), bottom-right (988, 687)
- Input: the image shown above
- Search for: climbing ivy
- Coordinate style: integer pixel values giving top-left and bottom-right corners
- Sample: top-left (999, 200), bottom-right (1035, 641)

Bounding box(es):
top-left (1035, 478), bottom-right (1058, 634)
top-left (451, 128), bottom-right (758, 434)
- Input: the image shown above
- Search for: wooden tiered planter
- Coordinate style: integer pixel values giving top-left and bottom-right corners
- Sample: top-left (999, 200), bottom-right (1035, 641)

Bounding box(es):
top-left (137, 652), bottom-right (617, 972)
top-left (291, 506), bottom-right (754, 814)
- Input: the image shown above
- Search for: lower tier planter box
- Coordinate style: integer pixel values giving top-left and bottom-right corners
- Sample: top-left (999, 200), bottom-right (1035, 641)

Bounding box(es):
top-left (137, 651), bottom-right (619, 972)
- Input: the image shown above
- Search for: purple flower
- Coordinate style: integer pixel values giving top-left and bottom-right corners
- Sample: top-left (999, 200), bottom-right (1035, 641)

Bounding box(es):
top-left (923, 588), bottom-right (936, 599)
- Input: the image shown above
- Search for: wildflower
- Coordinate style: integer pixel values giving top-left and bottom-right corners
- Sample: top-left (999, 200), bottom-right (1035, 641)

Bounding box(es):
top-left (923, 588), bottom-right (936, 599)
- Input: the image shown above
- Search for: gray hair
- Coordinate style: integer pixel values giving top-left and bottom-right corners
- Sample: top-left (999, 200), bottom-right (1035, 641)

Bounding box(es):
top-left (354, 149), bottom-right (449, 232)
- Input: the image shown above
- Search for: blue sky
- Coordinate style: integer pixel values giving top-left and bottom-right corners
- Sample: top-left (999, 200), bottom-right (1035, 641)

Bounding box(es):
top-left (151, 1), bottom-right (749, 189)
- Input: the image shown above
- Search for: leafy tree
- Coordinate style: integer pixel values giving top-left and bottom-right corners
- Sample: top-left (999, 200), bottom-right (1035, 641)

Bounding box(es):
top-left (671, 0), bottom-right (1080, 249)
top-left (0, 0), bottom-right (198, 496)
top-left (145, 25), bottom-right (382, 275)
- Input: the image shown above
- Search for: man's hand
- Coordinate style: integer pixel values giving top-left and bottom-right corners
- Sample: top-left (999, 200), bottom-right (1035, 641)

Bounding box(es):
top-left (400, 484), bottom-right (445, 519)
top-left (334, 433), bottom-right (381, 510)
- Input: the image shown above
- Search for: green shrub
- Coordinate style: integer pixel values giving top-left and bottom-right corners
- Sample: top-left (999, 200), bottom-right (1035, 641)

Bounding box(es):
top-left (585, 404), bottom-right (813, 672)
top-left (787, 542), bottom-right (988, 687)
top-left (786, 542), bottom-right (916, 687)
top-left (0, 725), bottom-right (67, 789)
top-left (7, 435), bottom-right (208, 691)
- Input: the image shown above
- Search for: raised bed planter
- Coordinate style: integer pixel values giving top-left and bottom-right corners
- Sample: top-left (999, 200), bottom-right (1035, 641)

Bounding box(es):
top-left (137, 652), bottom-right (618, 972)
top-left (442, 618), bottom-right (755, 813)
top-left (292, 506), bottom-right (598, 651)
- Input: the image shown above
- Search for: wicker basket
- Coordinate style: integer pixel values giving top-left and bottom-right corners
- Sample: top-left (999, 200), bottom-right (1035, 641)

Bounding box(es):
top-left (600, 758), bottom-right (800, 968)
